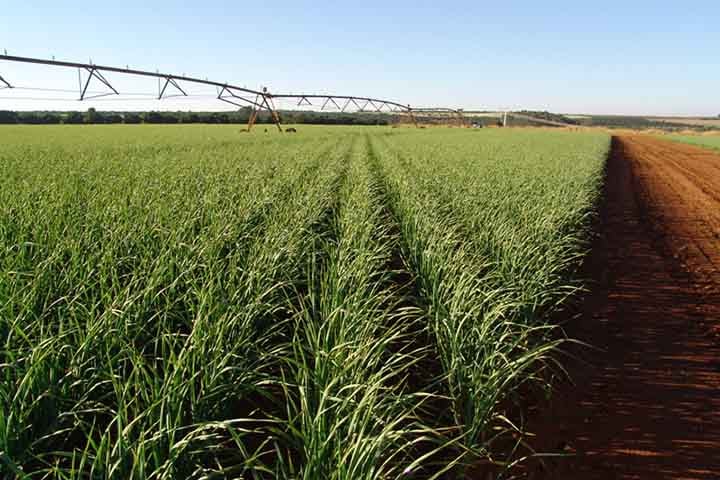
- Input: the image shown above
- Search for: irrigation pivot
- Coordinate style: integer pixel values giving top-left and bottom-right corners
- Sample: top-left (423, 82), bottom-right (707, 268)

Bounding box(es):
top-left (0, 54), bottom-right (472, 130)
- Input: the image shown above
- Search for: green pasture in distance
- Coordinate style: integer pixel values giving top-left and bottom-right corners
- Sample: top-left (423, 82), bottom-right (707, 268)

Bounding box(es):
top-left (666, 134), bottom-right (720, 151)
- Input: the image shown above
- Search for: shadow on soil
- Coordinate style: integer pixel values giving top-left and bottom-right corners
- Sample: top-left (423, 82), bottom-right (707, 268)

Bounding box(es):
top-left (516, 136), bottom-right (720, 480)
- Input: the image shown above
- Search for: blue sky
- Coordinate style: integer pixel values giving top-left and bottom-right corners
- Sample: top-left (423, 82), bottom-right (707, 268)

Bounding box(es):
top-left (1, 1), bottom-right (717, 115)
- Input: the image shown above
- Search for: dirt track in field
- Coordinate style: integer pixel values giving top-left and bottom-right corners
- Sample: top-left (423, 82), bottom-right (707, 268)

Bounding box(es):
top-left (522, 136), bottom-right (720, 479)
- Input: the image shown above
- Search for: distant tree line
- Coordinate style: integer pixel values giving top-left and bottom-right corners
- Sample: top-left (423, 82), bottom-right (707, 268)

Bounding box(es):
top-left (515, 110), bottom-right (720, 131)
top-left (516, 110), bottom-right (580, 125)
top-left (0, 108), bottom-right (393, 126)
top-left (577, 115), bottom-right (717, 131)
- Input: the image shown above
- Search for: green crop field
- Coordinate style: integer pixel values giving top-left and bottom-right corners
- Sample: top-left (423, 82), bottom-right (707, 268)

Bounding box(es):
top-left (667, 134), bottom-right (720, 151)
top-left (0, 125), bottom-right (608, 479)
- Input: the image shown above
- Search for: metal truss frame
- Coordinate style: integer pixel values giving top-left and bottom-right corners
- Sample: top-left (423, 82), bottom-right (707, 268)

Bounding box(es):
top-left (0, 54), bottom-right (474, 131)
top-left (78, 66), bottom-right (119, 100)
top-left (158, 76), bottom-right (187, 100)
top-left (0, 73), bottom-right (12, 89)
top-left (412, 107), bottom-right (468, 127)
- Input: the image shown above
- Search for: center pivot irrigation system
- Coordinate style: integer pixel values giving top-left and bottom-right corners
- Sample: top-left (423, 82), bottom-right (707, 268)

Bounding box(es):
top-left (0, 54), bottom-right (476, 131)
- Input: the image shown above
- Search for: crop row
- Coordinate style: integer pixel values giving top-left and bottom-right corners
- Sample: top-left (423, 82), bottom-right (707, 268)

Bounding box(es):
top-left (0, 125), bottom-right (608, 479)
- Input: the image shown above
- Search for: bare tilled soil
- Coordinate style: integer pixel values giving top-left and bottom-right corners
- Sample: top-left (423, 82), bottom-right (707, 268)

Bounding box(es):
top-left (520, 136), bottom-right (720, 479)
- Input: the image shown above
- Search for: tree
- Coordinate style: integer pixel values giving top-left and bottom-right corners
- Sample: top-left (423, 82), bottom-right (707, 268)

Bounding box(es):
top-left (65, 111), bottom-right (83, 124)
top-left (142, 111), bottom-right (165, 123)
top-left (84, 107), bottom-right (97, 124)
top-left (0, 110), bottom-right (18, 124)
top-left (123, 113), bottom-right (141, 124)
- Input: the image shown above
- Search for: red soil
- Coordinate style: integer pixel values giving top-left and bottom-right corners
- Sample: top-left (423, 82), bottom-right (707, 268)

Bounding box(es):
top-left (521, 136), bottom-right (720, 479)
